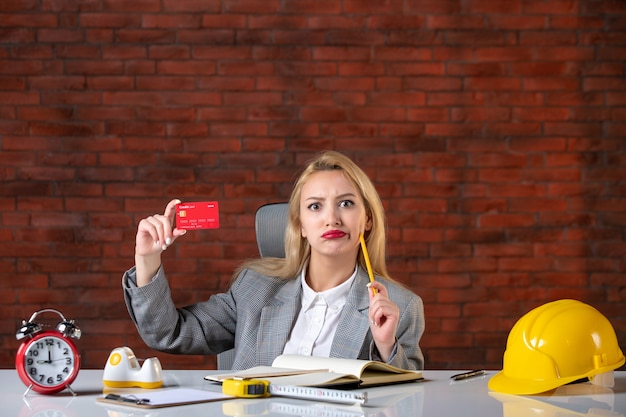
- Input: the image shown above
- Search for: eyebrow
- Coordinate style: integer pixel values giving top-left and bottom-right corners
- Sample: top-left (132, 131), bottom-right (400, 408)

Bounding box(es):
top-left (304, 192), bottom-right (357, 202)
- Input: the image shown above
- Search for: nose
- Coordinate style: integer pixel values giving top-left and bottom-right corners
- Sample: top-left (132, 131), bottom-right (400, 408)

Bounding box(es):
top-left (325, 206), bottom-right (341, 226)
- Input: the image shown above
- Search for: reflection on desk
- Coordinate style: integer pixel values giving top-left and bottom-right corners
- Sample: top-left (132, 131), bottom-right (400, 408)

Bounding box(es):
top-left (3, 369), bottom-right (624, 417)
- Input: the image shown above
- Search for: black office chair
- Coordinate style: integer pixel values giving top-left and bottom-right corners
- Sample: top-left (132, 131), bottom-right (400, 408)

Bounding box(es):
top-left (216, 202), bottom-right (289, 369)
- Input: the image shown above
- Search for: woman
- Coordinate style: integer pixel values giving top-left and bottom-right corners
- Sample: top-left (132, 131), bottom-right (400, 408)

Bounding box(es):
top-left (123, 150), bottom-right (425, 370)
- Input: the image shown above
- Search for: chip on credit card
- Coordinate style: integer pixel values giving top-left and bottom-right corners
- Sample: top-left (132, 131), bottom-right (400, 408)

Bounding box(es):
top-left (176, 201), bottom-right (219, 230)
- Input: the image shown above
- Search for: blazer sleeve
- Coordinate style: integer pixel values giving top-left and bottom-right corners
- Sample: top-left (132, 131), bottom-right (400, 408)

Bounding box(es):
top-left (122, 265), bottom-right (237, 355)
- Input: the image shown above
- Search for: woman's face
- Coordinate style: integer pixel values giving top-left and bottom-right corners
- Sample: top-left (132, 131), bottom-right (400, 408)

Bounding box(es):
top-left (299, 170), bottom-right (371, 260)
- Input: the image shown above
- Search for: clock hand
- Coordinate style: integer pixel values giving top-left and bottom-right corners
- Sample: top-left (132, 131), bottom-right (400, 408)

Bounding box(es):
top-left (36, 350), bottom-right (53, 364)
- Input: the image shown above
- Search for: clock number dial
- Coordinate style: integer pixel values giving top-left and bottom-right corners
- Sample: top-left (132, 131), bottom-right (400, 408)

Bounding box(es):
top-left (25, 337), bottom-right (74, 386)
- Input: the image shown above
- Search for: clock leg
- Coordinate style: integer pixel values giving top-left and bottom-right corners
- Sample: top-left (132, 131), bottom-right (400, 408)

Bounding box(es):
top-left (22, 384), bottom-right (33, 397)
top-left (65, 384), bottom-right (77, 396)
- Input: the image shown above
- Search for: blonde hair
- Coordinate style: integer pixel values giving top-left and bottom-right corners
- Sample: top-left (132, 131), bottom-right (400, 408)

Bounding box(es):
top-left (233, 151), bottom-right (390, 281)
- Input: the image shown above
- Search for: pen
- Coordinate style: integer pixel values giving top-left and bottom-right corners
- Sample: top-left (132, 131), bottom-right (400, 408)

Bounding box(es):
top-left (450, 370), bottom-right (485, 381)
top-left (105, 393), bottom-right (151, 405)
top-left (359, 233), bottom-right (377, 295)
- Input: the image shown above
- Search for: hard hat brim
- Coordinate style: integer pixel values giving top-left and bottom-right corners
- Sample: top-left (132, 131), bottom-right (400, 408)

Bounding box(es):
top-left (488, 353), bottom-right (625, 395)
top-left (488, 370), bottom-right (584, 395)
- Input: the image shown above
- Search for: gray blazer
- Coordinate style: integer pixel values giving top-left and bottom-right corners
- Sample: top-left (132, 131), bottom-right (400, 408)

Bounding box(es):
top-left (123, 266), bottom-right (425, 370)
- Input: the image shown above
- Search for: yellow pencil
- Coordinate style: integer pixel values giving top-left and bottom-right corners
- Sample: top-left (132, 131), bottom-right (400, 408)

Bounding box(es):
top-left (359, 233), bottom-right (378, 295)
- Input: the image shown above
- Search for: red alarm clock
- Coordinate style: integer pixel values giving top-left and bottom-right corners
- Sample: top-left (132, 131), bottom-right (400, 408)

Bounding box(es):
top-left (15, 308), bottom-right (82, 395)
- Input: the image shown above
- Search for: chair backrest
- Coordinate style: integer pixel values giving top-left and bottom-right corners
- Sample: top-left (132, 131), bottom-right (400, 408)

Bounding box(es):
top-left (255, 202), bottom-right (289, 258)
top-left (216, 202), bottom-right (289, 370)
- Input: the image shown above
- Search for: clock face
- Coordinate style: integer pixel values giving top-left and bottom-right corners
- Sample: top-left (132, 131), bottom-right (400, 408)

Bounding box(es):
top-left (16, 331), bottom-right (80, 394)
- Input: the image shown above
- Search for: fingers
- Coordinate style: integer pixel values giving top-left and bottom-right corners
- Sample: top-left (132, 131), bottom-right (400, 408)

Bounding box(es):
top-left (136, 199), bottom-right (185, 255)
top-left (370, 301), bottom-right (397, 327)
top-left (368, 292), bottom-right (399, 360)
top-left (164, 198), bottom-right (181, 224)
top-left (158, 198), bottom-right (186, 245)
top-left (367, 282), bottom-right (398, 329)
top-left (367, 281), bottom-right (387, 299)
top-left (152, 214), bottom-right (172, 249)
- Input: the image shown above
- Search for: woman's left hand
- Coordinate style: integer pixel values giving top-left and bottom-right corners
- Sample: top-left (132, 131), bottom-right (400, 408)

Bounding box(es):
top-left (367, 281), bottom-right (400, 362)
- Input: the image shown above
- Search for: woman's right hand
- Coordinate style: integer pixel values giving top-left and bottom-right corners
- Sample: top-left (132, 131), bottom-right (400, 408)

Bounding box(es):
top-left (135, 199), bottom-right (187, 285)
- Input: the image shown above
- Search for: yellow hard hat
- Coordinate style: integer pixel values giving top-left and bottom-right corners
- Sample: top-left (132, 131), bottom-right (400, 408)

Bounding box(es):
top-left (488, 299), bottom-right (625, 395)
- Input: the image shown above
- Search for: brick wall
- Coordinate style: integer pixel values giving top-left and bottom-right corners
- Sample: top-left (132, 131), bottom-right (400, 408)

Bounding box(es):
top-left (1, 0), bottom-right (625, 372)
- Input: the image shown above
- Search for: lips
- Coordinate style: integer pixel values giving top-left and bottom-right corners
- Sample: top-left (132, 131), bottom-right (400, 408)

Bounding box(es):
top-left (322, 230), bottom-right (347, 239)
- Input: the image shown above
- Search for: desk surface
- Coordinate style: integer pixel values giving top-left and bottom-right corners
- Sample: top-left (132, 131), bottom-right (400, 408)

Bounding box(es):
top-left (3, 369), bottom-right (625, 417)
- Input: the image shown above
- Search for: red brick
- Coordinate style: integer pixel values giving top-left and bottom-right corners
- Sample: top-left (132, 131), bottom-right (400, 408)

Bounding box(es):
top-left (31, 121), bottom-right (104, 136)
top-left (441, 316), bottom-right (499, 333)
top-left (488, 15), bottom-right (546, 30)
top-left (65, 60), bottom-right (124, 75)
top-left (438, 258), bottom-right (498, 273)
top-left (550, 16), bottom-right (605, 30)
top-left (80, 13), bottom-right (140, 28)
top-left (197, 76), bottom-right (254, 91)
top-left (525, 77), bottom-right (582, 91)
top-left (0, 0), bottom-right (38, 11)
top-left (479, 214), bottom-right (536, 228)
top-left (540, 47), bottom-right (596, 61)
top-left (117, 29), bottom-right (176, 44)
top-left (0, 28), bottom-right (35, 45)
top-left (0, 13), bottom-right (57, 27)
top-left (546, 122), bottom-right (603, 136)
top-left (161, 0), bottom-right (219, 12)
top-left (40, 90), bottom-right (101, 105)
top-left (429, 15), bottom-right (485, 30)
top-left (0, 91), bottom-right (39, 105)
top-left (516, 106), bottom-right (574, 121)
top-left (235, 29), bottom-right (273, 44)
top-left (498, 257), bottom-right (554, 272)
top-left (446, 229), bottom-right (506, 244)
top-left (429, 243), bottom-right (472, 258)
top-left (102, 45), bottom-right (147, 59)
top-left (222, 0), bottom-right (279, 13)
top-left (137, 107), bottom-right (195, 122)
top-left (12, 45), bottom-right (54, 60)
top-left (18, 106), bottom-right (74, 121)
top-left (248, 16), bottom-right (306, 31)
top-left (388, 62), bottom-right (445, 76)
top-left (102, 0), bottom-right (160, 12)
top-left (88, 76), bottom-right (134, 90)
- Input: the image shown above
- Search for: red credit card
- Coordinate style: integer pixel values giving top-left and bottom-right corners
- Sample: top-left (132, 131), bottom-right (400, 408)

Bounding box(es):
top-left (176, 201), bottom-right (219, 230)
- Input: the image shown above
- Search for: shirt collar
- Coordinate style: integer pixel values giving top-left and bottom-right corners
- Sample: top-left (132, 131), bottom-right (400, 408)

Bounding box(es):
top-left (299, 261), bottom-right (357, 310)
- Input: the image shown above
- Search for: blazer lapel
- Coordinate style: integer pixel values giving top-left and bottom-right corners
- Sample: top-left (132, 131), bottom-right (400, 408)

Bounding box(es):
top-left (257, 278), bottom-right (302, 365)
top-left (330, 268), bottom-right (371, 359)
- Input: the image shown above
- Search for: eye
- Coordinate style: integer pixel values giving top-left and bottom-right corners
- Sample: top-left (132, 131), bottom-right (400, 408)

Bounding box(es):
top-left (339, 200), bottom-right (355, 208)
top-left (307, 202), bottom-right (321, 211)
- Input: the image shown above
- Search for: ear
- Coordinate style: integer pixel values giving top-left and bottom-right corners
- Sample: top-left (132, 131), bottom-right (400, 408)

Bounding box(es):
top-left (364, 214), bottom-right (373, 232)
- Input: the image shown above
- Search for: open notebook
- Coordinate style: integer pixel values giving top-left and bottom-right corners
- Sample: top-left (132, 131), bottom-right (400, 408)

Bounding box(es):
top-left (205, 354), bottom-right (423, 388)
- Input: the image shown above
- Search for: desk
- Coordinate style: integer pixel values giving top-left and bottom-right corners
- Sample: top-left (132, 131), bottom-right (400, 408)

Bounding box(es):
top-left (2, 369), bottom-right (625, 417)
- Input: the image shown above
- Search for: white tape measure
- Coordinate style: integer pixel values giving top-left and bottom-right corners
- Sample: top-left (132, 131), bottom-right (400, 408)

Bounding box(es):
top-left (222, 379), bottom-right (368, 405)
top-left (270, 384), bottom-right (367, 405)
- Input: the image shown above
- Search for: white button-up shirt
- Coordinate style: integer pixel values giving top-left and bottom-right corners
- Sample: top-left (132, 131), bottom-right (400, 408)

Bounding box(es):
top-left (282, 266), bottom-right (356, 357)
